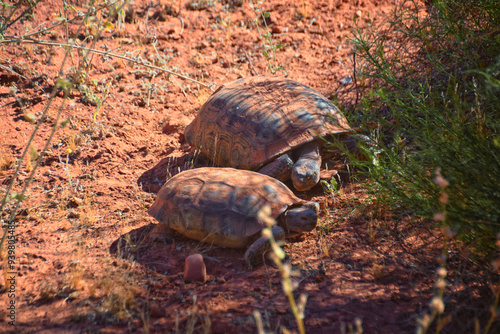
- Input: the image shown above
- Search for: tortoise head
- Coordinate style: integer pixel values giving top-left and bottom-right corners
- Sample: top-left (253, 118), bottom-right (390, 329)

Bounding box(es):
top-left (291, 160), bottom-right (320, 191)
top-left (291, 141), bottom-right (321, 191)
top-left (281, 201), bottom-right (319, 237)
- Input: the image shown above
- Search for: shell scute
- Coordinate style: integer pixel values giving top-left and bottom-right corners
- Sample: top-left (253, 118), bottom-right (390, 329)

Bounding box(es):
top-left (197, 182), bottom-right (235, 212)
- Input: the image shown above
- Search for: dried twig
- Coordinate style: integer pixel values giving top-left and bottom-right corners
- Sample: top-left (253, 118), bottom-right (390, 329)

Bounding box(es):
top-left (0, 64), bottom-right (29, 80)
top-left (0, 38), bottom-right (212, 88)
top-left (171, 75), bottom-right (187, 97)
top-left (353, 52), bottom-right (359, 107)
top-left (241, 48), bottom-right (259, 76)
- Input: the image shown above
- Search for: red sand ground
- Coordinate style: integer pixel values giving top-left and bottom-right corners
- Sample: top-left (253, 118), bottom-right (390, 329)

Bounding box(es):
top-left (0, 1), bottom-right (494, 333)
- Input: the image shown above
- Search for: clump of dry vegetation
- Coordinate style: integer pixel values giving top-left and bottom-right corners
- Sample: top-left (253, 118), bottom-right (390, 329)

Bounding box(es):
top-left (349, 0), bottom-right (500, 332)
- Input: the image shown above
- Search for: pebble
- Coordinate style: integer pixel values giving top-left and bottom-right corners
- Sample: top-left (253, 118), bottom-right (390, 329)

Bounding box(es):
top-left (68, 197), bottom-right (83, 208)
top-left (319, 169), bottom-right (338, 180)
top-left (150, 302), bottom-right (165, 318)
top-left (67, 210), bottom-right (80, 218)
top-left (183, 254), bottom-right (207, 282)
top-left (271, 26), bottom-right (283, 34)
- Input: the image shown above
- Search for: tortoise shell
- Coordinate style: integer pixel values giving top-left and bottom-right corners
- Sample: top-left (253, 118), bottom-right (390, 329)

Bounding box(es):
top-left (147, 167), bottom-right (306, 248)
top-left (185, 76), bottom-right (351, 170)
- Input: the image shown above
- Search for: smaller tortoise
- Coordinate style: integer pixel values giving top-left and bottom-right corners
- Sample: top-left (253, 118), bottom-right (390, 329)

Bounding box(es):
top-left (185, 76), bottom-right (362, 191)
top-left (148, 167), bottom-right (319, 267)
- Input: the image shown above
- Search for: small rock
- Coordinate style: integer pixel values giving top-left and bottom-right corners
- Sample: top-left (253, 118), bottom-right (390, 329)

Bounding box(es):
top-left (355, 10), bottom-right (362, 18)
top-left (319, 169), bottom-right (338, 180)
top-left (220, 57), bottom-right (231, 68)
top-left (118, 168), bottom-right (130, 175)
top-left (130, 319), bottom-right (141, 330)
top-left (155, 317), bottom-right (169, 326)
top-left (340, 76), bottom-right (352, 85)
top-left (168, 258), bottom-right (179, 267)
top-left (67, 210), bottom-right (80, 218)
top-left (271, 26), bottom-right (283, 34)
top-left (162, 115), bottom-right (192, 134)
top-left (53, 260), bottom-right (64, 269)
top-left (68, 197), bottom-right (83, 208)
top-left (184, 254), bottom-right (207, 282)
top-left (150, 302), bottom-right (165, 318)
top-left (132, 97), bottom-right (146, 107)
top-left (68, 291), bottom-right (80, 300)
top-left (276, 307), bottom-right (288, 315)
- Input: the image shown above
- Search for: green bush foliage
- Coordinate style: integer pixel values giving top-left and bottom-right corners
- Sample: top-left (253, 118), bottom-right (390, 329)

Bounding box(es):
top-left (350, 0), bottom-right (500, 260)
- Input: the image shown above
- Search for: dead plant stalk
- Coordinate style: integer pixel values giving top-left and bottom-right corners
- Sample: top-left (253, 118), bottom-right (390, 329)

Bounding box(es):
top-left (0, 39), bottom-right (212, 88)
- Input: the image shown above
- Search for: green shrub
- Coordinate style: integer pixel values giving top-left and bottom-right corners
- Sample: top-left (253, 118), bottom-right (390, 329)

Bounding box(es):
top-left (349, 0), bottom-right (500, 261)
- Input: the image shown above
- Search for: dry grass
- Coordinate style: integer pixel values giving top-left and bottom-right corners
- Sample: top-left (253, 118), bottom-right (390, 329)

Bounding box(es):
top-left (295, 0), bottom-right (313, 20)
top-left (0, 146), bottom-right (14, 172)
top-left (186, 0), bottom-right (219, 11)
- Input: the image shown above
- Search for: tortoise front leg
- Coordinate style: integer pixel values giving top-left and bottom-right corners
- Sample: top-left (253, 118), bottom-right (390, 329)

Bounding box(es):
top-left (244, 225), bottom-right (285, 268)
top-left (257, 153), bottom-right (294, 183)
top-left (149, 223), bottom-right (174, 243)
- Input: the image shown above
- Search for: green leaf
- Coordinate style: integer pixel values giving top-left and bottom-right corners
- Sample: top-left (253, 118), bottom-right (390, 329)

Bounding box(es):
top-left (56, 78), bottom-right (72, 89)
top-left (264, 12), bottom-right (270, 18)
top-left (102, 20), bottom-right (114, 32)
top-left (29, 146), bottom-right (39, 161)
top-left (12, 193), bottom-right (27, 201)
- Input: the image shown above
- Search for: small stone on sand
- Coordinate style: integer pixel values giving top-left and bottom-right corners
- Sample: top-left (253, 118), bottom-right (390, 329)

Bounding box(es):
top-left (184, 253), bottom-right (207, 282)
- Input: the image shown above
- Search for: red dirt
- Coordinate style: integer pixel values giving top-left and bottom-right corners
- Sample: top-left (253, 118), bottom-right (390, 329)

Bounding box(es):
top-left (0, 1), bottom-right (493, 333)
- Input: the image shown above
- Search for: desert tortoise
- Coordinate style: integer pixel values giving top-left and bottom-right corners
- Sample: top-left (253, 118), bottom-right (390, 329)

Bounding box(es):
top-left (148, 167), bottom-right (319, 267)
top-left (185, 76), bottom-right (359, 191)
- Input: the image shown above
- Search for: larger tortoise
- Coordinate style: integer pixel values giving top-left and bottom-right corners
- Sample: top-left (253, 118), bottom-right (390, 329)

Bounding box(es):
top-left (185, 76), bottom-right (359, 191)
top-left (148, 167), bottom-right (319, 267)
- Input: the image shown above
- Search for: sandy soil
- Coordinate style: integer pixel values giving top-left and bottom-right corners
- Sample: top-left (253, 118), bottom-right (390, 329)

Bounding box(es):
top-left (0, 0), bottom-right (492, 333)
